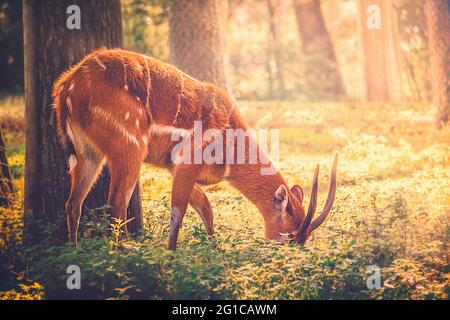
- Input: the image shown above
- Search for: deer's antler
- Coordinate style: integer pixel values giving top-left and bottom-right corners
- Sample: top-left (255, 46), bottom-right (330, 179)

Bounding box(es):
top-left (296, 154), bottom-right (338, 244)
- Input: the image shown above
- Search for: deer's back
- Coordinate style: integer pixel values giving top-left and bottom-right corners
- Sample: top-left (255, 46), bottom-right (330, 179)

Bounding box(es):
top-left (56, 48), bottom-right (236, 128)
top-left (52, 49), bottom-right (240, 177)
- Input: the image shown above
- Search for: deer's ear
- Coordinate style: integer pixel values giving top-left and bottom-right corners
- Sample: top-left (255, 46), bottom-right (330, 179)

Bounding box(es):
top-left (291, 185), bottom-right (304, 204)
top-left (274, 185), bottom-right (290, 215)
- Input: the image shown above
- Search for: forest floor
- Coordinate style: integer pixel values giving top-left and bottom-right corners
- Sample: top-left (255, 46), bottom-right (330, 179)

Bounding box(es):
top-left (0, 95), bottom-right (449, 299)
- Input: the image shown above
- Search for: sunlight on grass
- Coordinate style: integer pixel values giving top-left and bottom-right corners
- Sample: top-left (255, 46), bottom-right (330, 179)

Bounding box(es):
top-left (0, 98), bottom-right (449, 299)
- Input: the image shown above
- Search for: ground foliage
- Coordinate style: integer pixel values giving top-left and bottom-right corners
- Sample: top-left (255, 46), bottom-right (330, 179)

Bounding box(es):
top-left (0, 96), bottom-right (448, 299)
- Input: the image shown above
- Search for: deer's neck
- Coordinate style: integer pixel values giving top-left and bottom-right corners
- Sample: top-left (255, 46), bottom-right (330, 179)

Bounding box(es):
top-left (228, 161), bottom-right (286, 223)
top-left (224, 112), bottom-right (286, 223)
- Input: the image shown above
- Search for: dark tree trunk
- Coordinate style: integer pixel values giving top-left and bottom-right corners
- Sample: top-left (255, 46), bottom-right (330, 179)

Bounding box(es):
top-left (0, 0), bottom-right (24, 92)
top-left (293, 0), bottom-right (346, 99)
top-left (0, 127), bottom-right (15, 207)
top-left (168, 0), bottom-right (232, 95)
top-left (425, 0), bottom-right (450, 128)
top-left (23, 0), bottom-right (142, 241)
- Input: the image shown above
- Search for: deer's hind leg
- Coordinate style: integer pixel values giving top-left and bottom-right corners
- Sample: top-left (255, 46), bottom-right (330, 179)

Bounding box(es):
top-left (66, 140), bottom-right (105, 245)
top-left (106, 148), bottom-right (146, 235)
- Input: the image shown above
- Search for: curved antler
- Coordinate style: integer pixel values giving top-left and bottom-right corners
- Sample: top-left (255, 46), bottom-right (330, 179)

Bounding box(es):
top-left (298, 165), bottom-right (319, 236)
top-left (309, 154), bottom-right (338, 231)
top-left (296, 154), bottom-right (338, 244)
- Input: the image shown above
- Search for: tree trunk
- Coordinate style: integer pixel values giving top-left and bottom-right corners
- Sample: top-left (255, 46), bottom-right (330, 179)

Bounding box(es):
top-left (23, 0), bottom-right (142, 241)
top-left (358, 0), bottom-right (403, 102)
top-left (267, 0), bottom-right (287, 98)
top-left (168, 0), bottom-right (232, 95)
top-left (425, 0), bottom-right (450, 128)
top-left (293, 0), bottom-right (346, 100)
top-left (0, 127), bottom-right (15, 207)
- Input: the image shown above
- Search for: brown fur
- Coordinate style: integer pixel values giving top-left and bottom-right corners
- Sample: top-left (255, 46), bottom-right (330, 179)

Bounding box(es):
top-left (52, 48), bottom-right (307, 249)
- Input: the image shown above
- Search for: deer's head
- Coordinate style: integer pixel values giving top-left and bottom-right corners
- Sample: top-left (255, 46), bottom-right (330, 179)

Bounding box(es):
top-left (270, 154), bottom-right (338, 245)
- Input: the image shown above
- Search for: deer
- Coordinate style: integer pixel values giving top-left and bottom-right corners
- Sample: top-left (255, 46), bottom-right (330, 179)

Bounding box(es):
top-left (52, 48), bottom-right (337, 250)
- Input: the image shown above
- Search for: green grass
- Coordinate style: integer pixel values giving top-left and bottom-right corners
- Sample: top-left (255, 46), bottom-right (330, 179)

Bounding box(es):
top-left (0, 97), bottom-right (449, 300)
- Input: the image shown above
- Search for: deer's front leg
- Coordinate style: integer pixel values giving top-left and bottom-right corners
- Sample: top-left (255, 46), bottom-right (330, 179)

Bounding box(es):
top-left (168, 164), bottom-right (199, 250)
top-left (190, 185), bottom-right (214, 236)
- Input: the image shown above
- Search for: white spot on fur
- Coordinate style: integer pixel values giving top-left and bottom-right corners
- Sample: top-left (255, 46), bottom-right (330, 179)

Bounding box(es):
top-left (68, 155), bottom-right (77, 173)
top-left (126, 133), bottom-right (140, 147)
top-left (136, 96), bottom-right (141, 102)
top-left (67, 122), bottom-right (75, 143)
top-left (136, 119), bottom-right (140, 129)
top-left (149, 124), bottom-right (192, 139)
top-left (122, 59), bottom-right (129, 93)
top-left (90, 106), bottom-right (141, 147)
top-left (94, 56), bottom-right (106, 69)
top-left (68, 82), bottom-right (74, 92)
top-left (125, 112), bottom-right (130, 121)
top-left (66, 97), bottom-right (72, 113)
top-left (142, 134), bottom-right (149, 146)
top-left (58, 84), bottom-right (65, 95)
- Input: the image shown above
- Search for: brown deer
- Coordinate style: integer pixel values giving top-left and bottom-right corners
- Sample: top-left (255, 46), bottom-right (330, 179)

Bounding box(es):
top-left (52, 48), bottom-right (337, 250)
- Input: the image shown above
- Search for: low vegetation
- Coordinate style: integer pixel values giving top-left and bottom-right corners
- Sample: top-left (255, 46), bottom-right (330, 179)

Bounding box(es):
top-left (0, 96), bottom-right (449, 299)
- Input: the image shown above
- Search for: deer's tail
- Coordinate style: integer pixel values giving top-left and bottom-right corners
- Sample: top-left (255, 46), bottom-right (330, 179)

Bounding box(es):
top-left (52, 71), bottom-right (77, 166)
